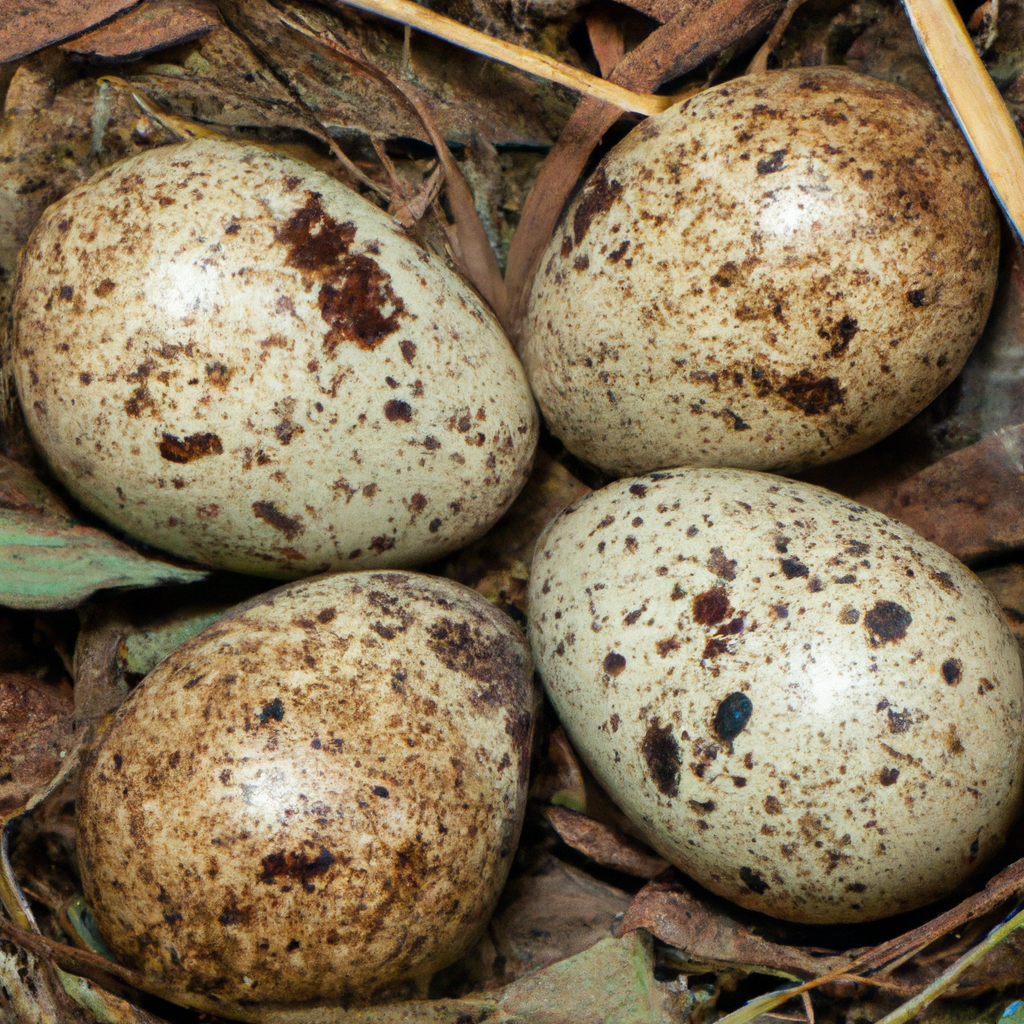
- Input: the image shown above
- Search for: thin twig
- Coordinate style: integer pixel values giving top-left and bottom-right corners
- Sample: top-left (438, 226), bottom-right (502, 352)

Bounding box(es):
top-left (320, 0), bottom-right (672, 115)
top-left (901, 0), bottom-right (1024, 242)
top-left (281, 9), bottom-right (510, 329)
top-left (747, 0), bottom-right (808, 73)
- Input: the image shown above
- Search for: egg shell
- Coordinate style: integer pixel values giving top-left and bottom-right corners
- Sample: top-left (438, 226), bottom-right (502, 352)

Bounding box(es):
top-left (528, 468), bottom-right (1024, 923)
top-left (522, 67), bottom-right (999, 476)
top-left (11, 139), bottom-right (537, 578)
top-left (76, 571), bottom-right (538, 1018)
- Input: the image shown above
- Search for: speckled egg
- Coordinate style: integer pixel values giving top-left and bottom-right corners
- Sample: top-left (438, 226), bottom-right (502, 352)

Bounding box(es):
top-left (12, 139), bottom-right (537, 577)
top-left (77, 571), bottom-right (538, 1019)
top-left (522, 67), bottom-right (999, 476)
top-left (528, 469), bottom-right (1024, 923)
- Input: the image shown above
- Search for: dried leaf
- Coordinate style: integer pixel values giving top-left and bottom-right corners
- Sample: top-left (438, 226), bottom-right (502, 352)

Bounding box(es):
top-left (0, 455), bottom-right (209, 610)
top-left (73, 582), bottom-right (259, 722)
top-left (586, 2), bottom-right (627, 77)
top-left (978, 564), bottom-right (1024, 648)
top-left (855, 424), bottom-right (1024, 564)
top-left (60, 0), bottom-right (221, 61)
top-left (0, 673), bottom-right (75, 818)
top-left (529, 726), bottom-right (589, 810)
top-left (495, 930), bottom-right (673, 1023)
top-left (542, 806), bottom-right (669, 879)
top-left (0, 0), bottom-right (141, 64)
top-left (442, 450), bottom-right (590, 618)
top-left (214, 0), bottom-right (574, 147)
top-left (621, 875), bottom-right (855, 978)
top-left (442, 852), bottom-right (633, 992)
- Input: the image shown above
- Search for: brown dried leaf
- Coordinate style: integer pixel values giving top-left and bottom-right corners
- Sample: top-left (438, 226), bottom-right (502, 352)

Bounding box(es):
top-left (586, 3), bottom-right (626, 76)
top-left (855, 423), bottom-right (1024, 564)
top-left (621, 874), bottom-right (855, 978)
top-left (543, 805), bottom-right (669, 878)
top-left (215, 0), bottom-right (574, 147)
top-left (529, 725), bottom-right (589, 810)
top-left (506, 0), bottom-right (785, 332)
top-left (978, 564), bottom-right (1024, 648)
top-left (0, 673), bottom-right (74, 819)
top-left (481, 853), bottom-right (633, 985)
top-left (60, 0), bottom-right (221, 62)
top-left (0, 0), bottom-right (141, 64)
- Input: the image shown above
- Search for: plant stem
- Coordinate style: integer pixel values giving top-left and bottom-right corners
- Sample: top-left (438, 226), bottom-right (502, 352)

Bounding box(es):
top-left (873, 904), bottom-right (1024, 1024)
top-left (321, 0), bottom-right (673, 116)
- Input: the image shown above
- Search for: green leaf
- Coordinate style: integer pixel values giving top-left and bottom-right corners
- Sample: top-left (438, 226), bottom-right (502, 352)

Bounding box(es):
top-left (0, 456), bottom-right (208, 610)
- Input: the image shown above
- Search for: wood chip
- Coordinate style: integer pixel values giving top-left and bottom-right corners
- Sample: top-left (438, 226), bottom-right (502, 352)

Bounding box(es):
top-left (859, 423), bottom-right (1024, 564)
top-left (60, 0), bottom-right (220, 62)
top-left (0, 0), bottom-right (141, 64)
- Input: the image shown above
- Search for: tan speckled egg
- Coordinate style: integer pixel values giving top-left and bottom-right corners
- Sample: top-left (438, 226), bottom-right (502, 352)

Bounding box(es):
top-left (528, 469), bottom-right (1024, 923)
top-left (522, 67), bottom-right (999, 476)
top-left (77, 571), bottom-right (538, 1019)
top-left (12, 139), bottom-right (537, 577)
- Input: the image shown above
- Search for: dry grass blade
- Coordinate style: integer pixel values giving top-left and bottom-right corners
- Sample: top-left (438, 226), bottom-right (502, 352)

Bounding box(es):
top-left (322, 0), bottom-right (670, 115)
top-left (0, 916), bottom-right (150, 996)
top-left (874, 904), bottom-right (1024, 1024)
top-left (100, 73), bottom-right (390, 198)
top-left (901, 0), bottom-right (1024, 242)
top-left (714, 857), bottom-right (1024, 1024)
top-left (282, 9), bottom-right (510, 330)
top-left (747, 0), bottom-right (809, 73)
top-left (586, 3), bottom-right (626, 77)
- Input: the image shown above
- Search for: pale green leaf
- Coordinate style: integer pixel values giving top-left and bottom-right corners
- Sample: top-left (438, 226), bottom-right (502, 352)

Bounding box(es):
top-left (0, 456), bottom-right (208, 610)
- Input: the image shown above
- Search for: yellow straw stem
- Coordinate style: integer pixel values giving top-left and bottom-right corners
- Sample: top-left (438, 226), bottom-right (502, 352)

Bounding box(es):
top-left (323, 0), bottom-right (673, 116)
top-left (901, 0), bottom-right (1024, 242)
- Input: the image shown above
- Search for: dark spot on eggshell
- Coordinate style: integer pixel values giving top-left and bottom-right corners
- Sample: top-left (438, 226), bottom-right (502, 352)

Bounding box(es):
top-left (258, 846), bottom-right (336, 885)
top-left (603, 651), bottom-right (627, 676)
top-left (159, 432), bottom-right (223, 464)
top-left (384, 399), bottom-right (412, 422)
top-left (276, 192), bottom-right (408, 355)
top-left (864, 600), bottom-right (912, 645)
top-left (641, 718), bottom-right (680, 797)
top-left (707, 547), bottom-right (737, 580)
top-left (257, 698), bottom-right (285, 724)
top-left (572, 169), bottom-right (624, 248)
top-left (756, 149), bottom-right (786, 175)
top-left (776, 371), bottom-right (845, 415)
top-left (252, 501), bottom-right (303, 540)
top-left (425, 617), bottom-right (529, 695)
top-left (739, 866), bottom-right (770, 893)
top-left (692, 586), bottom-right (730, 625)
top-left (780, 557), bottom-right (809, 579)
top-left (942, 658), bottom-right (962, 685)
top-left (714, 692), bottom-right (753, 741)
top-left (880, 767), bottom-right (900, 786)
